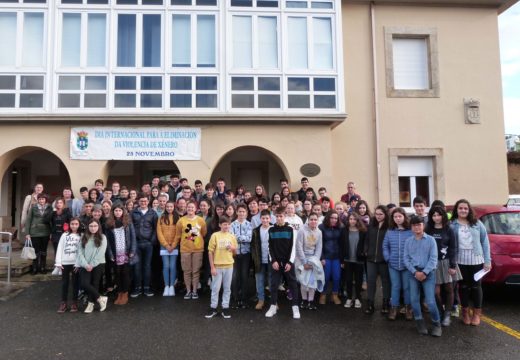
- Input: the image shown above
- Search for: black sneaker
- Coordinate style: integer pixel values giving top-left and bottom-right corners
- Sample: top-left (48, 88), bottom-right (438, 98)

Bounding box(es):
top-left (221, 308), bottom-right (232, 319)
top-left (308, 301), bottom-right (317, 310)
top-left (144, 288), bottom-right (154, 297)
top-left (205, 308), bottom-right (218, 319)
top-left (300, 300), bottom-right (309, 309)
top-left (130, 288), bottom-right (142, 298)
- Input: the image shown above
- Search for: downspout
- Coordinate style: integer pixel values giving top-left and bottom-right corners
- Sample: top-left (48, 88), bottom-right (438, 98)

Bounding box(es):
top-left (370, 2), bottom-right (382, 205)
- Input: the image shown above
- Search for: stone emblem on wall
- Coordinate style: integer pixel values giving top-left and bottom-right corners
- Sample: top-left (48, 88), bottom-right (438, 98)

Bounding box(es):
top-left (464, 98), bottom-right (481, 124)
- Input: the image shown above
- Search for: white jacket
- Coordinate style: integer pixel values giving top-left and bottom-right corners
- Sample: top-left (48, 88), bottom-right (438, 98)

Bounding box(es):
top-left (55, 232), bottom-right (81, 266)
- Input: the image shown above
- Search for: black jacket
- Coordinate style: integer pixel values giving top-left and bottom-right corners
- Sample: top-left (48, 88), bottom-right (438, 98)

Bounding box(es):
top-left (341, 229), bottom-right (366, 262)
top-left (131, 208), bottom-right (158, 244)
top-left (364, 225), bottom-right (388, 263)
top-left (50, 208), bottom-right (72, 243)
top-left (105, 223), bottom-right (137, 260)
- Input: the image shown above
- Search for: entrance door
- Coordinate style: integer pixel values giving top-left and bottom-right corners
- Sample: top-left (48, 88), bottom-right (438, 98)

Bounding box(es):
top-left (231, 161), bottom-right (269, 194)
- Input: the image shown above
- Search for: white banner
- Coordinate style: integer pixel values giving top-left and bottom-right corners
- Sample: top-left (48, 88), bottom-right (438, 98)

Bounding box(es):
top-left (70, 127), bottom-right (201, 160)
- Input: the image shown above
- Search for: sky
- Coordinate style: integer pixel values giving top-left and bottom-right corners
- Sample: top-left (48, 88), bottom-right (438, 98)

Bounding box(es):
top-left (500, 2), bottom-right (520, 134)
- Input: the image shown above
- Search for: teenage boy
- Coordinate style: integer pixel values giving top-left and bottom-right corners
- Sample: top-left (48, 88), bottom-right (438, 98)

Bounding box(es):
top-left (251, 198), bottom-right (275, 228)
top-left (251, 210), bottom-right (272, 310)
top-left (230, 204), bottom-right (253, 309)
top-left (94, 179), bottom-right (104, 201)
top-left (131, 194), bottom-right (158, 298)
top-left (194, 180), bottom-right (204, 203)
top-left (205, 216), bottom-right (237, 319)
top-left (265, 207), bottom-right (300, 319)
top-left (72, 187), bottom-right (89, 217)
top-left (168, 174), bottom-right (181, 200)
top-left (413, 196), bottom-right (428, 222)
top-left (216, 178), bottom-right (227, 202)
top-left (404, 215), bottom-right (440, 337)
top-left (297, 177), bottom-right (310, 202)
top-left (318, 187), bottom-right (335, 209)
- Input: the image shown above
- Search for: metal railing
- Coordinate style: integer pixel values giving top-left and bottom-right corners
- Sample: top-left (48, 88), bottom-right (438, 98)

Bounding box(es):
top-left (0, 232), bottom-right (13, 284)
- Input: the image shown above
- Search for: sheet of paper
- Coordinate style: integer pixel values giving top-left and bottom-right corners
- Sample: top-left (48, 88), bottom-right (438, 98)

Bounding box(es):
top-left (160, 249), bottom-right (179, 256)
top-left (474, 268), bottom-right (490, 282)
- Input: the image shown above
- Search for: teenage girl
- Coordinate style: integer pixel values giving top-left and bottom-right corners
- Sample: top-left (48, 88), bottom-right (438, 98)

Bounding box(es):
top-left (157, 201), bottom-right (178, 297)
top-left (342, 212), bottom-right (367, 309)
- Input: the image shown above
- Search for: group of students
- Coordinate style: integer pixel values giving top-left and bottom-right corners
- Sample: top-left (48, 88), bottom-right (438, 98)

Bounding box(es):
top-left (20, 176), bottom-right (491, 337)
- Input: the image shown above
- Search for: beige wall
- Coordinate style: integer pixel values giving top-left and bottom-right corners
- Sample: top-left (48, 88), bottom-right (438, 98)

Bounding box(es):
top-left (335, 3), bottom-right (509, 206)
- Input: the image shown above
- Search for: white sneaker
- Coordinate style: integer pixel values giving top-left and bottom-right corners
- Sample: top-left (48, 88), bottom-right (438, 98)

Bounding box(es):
top-left (84, 302), bottom-right (94, 313)
top-left (354, 299), bottom-right (362, 308)
top-left (169, 285), bottom-right (175, 297)
top-left (278, 284), bottom-right (285, 291)
top-left (292, 305), bottom-right (301, 319)
top-left (344, 299), bottom-right (353, 308)
top-left (163, 287), bottom-right (170, 297)
top-left (265, 305), bottom-right (277, 318)
top-left (197, 282), bottom-right (202, 290)
top-left (97, 296), bottom-right (108, 312)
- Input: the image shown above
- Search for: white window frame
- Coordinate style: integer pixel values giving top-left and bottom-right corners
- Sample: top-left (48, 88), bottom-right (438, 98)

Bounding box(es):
top-left (55, 74), bottom-right (108, 109)
top-left (228, 75), bottom-right (282, 111)
top-left (168, 74), bottom-right (219, 110)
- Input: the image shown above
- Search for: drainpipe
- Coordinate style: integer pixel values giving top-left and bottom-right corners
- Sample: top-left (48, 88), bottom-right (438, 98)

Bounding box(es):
top-left (370, 2), bottom-right (382, 205)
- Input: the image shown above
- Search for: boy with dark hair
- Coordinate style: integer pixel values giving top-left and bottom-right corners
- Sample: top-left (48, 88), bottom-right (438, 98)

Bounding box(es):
top-left (251, 209), bottom-right (272, 310)
top-left (413, 196), bottom-right (428, 222)
top-left (205, 216), bottom-right (237, 319)
top-left (265, 207), bottom-right (300, 319)
top-left (297, 177), bottom-right (310, 202)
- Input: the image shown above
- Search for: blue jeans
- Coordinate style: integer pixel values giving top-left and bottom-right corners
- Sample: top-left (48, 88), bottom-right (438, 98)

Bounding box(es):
top-left (323, 259), bottom-right (341, 293)
top-left (255, 264), bottom-right (270, 301)
top-left (409, 271), bottom-right (440, 322)
top-left (161, 249), bottom-right (178, 287)
top-left (211, 267), bottom-right (233, 309)
top-left (388, 267), bottom-right (410, 307)
top-left (134, 242), bottom-right (153, 290)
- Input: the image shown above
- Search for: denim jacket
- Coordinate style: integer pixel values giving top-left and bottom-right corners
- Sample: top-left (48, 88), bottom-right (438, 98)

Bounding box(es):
top-left (450, 219), bottom-right (491, 265)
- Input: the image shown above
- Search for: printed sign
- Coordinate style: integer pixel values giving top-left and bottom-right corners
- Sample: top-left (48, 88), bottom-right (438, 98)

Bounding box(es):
top-left (70, 127), bottom-right (201, 160)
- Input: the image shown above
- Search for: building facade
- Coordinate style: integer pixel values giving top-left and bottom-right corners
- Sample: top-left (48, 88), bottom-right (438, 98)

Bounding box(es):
top-left (0, 0), bottom-right (513, 230)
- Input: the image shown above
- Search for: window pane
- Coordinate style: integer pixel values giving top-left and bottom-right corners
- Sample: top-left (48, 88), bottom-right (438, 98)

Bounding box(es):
top-left (143, 0), bottom-right (163, 4)
top-left (232, 16), bottom-right (252, 68)
top-left (88, 0), bottom-right (109, 3)
top-left (258, 95), bottom-right (280, 108)
top-left (0, 76), bottom-right (16, 90)
top-left (258, 77), bottom-right (280, 91)
top-left (288, 77), bottom-right (309, 91)
top-left (415, 176), bottom-right (430, 205)
top-left (171, 76), bottom-right (191, 90)
top-left (257, 0), bottom-right (278, 7)
top-left (141, 76), bottom-right (162, 90)
top-left (84, 94), bottom-right (106, 108)
top-left (314, 95), bottom-right (335, 108)
top-left (170, 94), bottom-right (191, 108)
top-left (141, 94), bottom-right (162, 108)
top-left (286, 1), bottom-right (307, 8)
top-left (117, 0), bottom-right (137, 3)
top-left (85, 76), bottom-right (107, 90)
top-left (196, 94), bottom-right (217, 107)
top-left (61, 14), bottom-right (81, 67)
top-left (311, 1), bottom-right (332, 8)
top-left (58, 76), bottom-right (81, 90)
top-left (398, 177), bottom-right (411, 207)
top-left (171, 0), bottom-right (191, 4)
top-left (197, 15), bottom-right (215, 67)
top-left (115, 94), bottom-right (136, 107)
top-left (23, 13), bottom-right (44, 67)
top-left (117, 14), bottom-right (136, 67)
top-left (115, 76), bottom-right (136, 90)
top-left (314, 77), bottom-right (335, 91)
top-left (58, 94), bottom-right (80, 108)
top-left (232, 94), bottom-right (254, 108)
top-left (87, 14), bottom-right (106, 67)
top-left (258, 16), bottom-right (277, 68)
top-left (62, 0), bottom-right (82, 3)
top-left (19, 94), bottom-right (43, 107)
top-left (313, 17), bottom-right (332, 69)
top-left (143, 15), bottom-right (161, 67)
top-left (393, 37), bottom-right (429, 90)
top-left (196, 0), bottom-right (216, 4)
top-left (0, 13), bottom-right (17, 66)
top-left (231, 0), bottom-right (252, 5)
top-left (288, 17), bottom-right (307, 69)
top-left (288, 95), bottom-right (309, 108)
top-left (172, 15), bottom-right (190, 67)
top-left (20, 76), bottom-right (44, 89)
top-left (0, 94), bottom-right (15, 107)
top-left (231, 77), bottom-right (254, 91)
top-left (196, 76), bottom-right (217, 90)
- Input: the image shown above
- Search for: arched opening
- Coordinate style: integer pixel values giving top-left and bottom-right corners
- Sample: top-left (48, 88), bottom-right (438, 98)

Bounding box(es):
top-left (106, 160), bottom-right (180, 191)
top-left (0, 147), bottom-right (71, 232)
top-left (210, 146), bottom-right (289, 196)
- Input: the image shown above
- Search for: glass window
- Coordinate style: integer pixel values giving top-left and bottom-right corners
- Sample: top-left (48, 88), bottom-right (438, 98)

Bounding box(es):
top-left (22, 13), bottom-right (44, 67)
top-left (258, 95), bottom-right (280, 108)
top-left (115, 76), bottom-right (136, 90)
top-left (258, 0), bottom-right (278, 7)
top-left (141, 94), bottom-right (162, 108)
top-left (171, 0), bottom-right (191, 4)
top-left (85, 76), bottom-right (106, 90)
top-left (196, 76), bottom-right (217, 90)
top-left (0, 76), bottom-right (16, 89)
top-left (0, 94), bottom-right (15, 108)
top-left (115, 94), bottom-right (136, 107)
top-left (231, 0), bottom-right (252, 5)
top-left (62, 14), bottom-right (81, 67)
top-left (0, 13), bottom-right (17, 67)
top-left (84, 94), bottom-right (106, 108)
top-left (172, 15), bottom-right (190, 67)
top-left (314, 77), bottom-right (335, 91)
top-left (59, 76), bottom-right (81, 90)
top-left (141, 76), bottom-right (162, 90)
top-left (287, 17), bottom-right (307, 69)
top-left (196, 0), bottom-right (216, 4)
top-left (231, 77), bottom-right (254, 91)
top-left (258, 77), bottom-right (280, 91)
top-left (142, 14), bottom-right (161, 67)
top-left (20, 76), bottom-right (44, 90)
top-left (117, 14), bottom-right (136, 67)
top-left (58, 94), bottom-right (81, 108)
top-left (232, 94), bottom-right (254, 108)
top-left (288, 95), bottom-right (309, 108)
top-left (314, 95), bottom-right (335, 108)
top-left (288, 77), bottom-right (309, 91)
top-left (286, 1), bottom-right (306, 8)
top-left (313, 17), bottom-right (332, 69)
top-left (20, 94), bottom-right (43, 108)
top-left (258, 16), bottom-right (277, 68)
top-left (197, 15), bottom-right (215, 67)
top-left (196, 94), bottom-right (217, 107)
top-left (170, 94), bottom-right (191, 108)
top-left (232, 16), bottom-right (252, 68)
top-left (87, 14), bottom-right (106, 67)
top-left (171, 76), bottom-right (191, 90)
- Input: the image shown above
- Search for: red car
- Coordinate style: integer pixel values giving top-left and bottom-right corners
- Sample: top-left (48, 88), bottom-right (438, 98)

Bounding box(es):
top-left (463, 205), bottom-right (520, 285)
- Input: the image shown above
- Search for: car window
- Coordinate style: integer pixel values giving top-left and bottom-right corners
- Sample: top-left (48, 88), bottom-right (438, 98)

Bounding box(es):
top-left (481, 212), bottom-right (520, 235)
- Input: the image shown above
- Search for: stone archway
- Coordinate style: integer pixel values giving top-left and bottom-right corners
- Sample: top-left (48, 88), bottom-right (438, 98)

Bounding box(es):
top-left (105, 160), bottom-right (180, 191)
top-left (210, 146), bottom-right (289, 197)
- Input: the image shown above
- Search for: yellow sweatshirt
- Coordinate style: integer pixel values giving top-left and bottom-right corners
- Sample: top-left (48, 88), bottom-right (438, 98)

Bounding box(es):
top-left (208, 231), bottom-right (238, 269)
top-left (175, 216), bottom-right (207, 253)
top-left (157, 214), bottom-right (178, 249)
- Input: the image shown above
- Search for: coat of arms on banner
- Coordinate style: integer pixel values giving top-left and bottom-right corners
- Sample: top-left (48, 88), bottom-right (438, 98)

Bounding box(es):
top-left (76, 131), bottom-right (89, 151)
